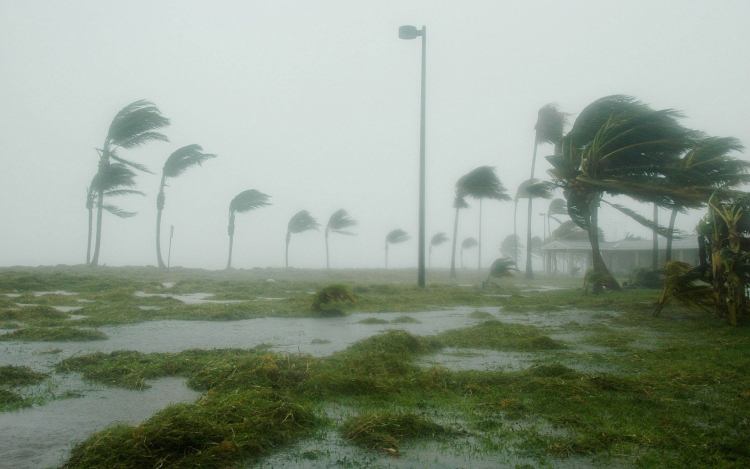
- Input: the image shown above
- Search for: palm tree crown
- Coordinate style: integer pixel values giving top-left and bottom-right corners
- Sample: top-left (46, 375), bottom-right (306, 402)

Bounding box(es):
top-left (385, 229), bottom-right (410, 269)
top-left (431, 232), bottom-right (449, 247)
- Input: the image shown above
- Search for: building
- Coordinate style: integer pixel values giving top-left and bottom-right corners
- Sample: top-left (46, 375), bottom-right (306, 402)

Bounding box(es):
top-left (540, 235), bottom-right (700, 275)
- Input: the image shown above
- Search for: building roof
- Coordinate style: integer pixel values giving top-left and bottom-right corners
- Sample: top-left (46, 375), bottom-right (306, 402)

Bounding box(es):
top-left (541, 235), bottom-right (699, 252)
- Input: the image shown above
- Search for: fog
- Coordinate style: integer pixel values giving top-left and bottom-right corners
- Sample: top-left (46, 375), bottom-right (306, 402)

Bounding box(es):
top-left (1, 1), bottom-right (749, 270)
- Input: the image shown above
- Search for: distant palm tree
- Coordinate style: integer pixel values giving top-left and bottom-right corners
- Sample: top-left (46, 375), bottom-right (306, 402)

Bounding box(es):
top-left (526, 104), bottom-right (569, 279)
top-left (385, 229), bottom-right (410, 269)
top-left (449, 194), bottom-right (470, 278)
top-left (429, 232), bottom-right (449, 268)
top-left (546, 198), bottom-right (567, 238)
top-left (226, 190), bottom-right (271, 269)
top-left (286, 210), bottom-right (320, 268)
top-left (460, 237), bottom-right (478, 268)
top-left (85, 163), bottom-right (143, 264)
top-left (155, 145), bottom-right (217, 268)
top-left (500, 234), bottom-right (522, 264)
top-left (90, 100), bottom-right (170, 266)
top-left (514, 178), bottom-right (536, 268)
top-left (325, 209), bottom-right (358, 269)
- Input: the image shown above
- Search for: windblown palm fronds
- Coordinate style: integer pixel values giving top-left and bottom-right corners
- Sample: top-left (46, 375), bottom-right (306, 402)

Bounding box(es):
top-left (535, 103), bottom-right (570, 145)
top-left (156, 144), bottom-right (217, 267)
top-left (486, 257), bottom-right (516, 287)
top-left (325, 209), bottom-right (358, 268)
top-left (286, 211), bottom-right (319, 268)
top-left (226, 190), bottom-right (271, 269)
top-left (653, 261), bottom-right (713, 317)
top-left (385, 229), bottom-right (410, 269)
top-left (461, 238), bottom-right (478, 250)
top-left (500, 235), bottom-right (522, 262)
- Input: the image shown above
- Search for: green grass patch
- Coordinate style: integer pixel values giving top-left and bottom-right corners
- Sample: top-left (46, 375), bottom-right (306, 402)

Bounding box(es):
top-left (390, 315), bottom-right (421, 324)
top-left (0, 326), bottom-right (106, 342)
top-left (437, 320), bottom-right (565, 351)
top-left (468, 310), bottom-right (494, 319)
top-left (341, 411), bottom-right (449, 453)
top-left (0, 365), bottom-right (47, 386)
top-left (358, 317), bottom-right (389, 324)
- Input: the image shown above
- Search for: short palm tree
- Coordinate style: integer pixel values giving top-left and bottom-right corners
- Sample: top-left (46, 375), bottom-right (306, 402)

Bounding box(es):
top-left (429, 232), bottom-right (449, 268)
top-left (155, 145), bottom-right (217, 268)
top-left (226, 190), bottom-right (271, 269)
top-left (90, 100), bottom-right (170, 267)
top-left (385, 229), bottom-right (410, 269)
top-left (486, 257), bottom-right (516, 287)
top-left (460, 237), bottom-right (478, 268)
top-left (526, 104), bottom-right (569, 279)
top-left (325, 209), bottom-right (358, 269)
top-left (85, 163), bottom-right (143, 264)
top-left (286, 210), bottom-right (320, 268)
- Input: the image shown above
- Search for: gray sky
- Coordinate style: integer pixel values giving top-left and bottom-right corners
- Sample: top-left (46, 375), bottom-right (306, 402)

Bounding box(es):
top-left (1, 1), bottom-right (749, 270)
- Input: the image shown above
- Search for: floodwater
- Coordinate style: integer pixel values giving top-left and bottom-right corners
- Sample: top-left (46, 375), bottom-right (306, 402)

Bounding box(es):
top-left (134, 291), bottom-right (246, 304)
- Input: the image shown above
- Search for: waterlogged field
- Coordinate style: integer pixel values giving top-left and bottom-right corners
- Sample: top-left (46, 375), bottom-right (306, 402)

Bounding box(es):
top-left (0, 266), bottom-right (749, 468)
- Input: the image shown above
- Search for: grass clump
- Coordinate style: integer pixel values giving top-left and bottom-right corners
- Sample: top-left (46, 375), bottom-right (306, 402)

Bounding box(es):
top-left (358, 317), bottom-right (389, 324)
top-left (390, 315), bottom-right (420, 324)
top-left (0, 326), bottom-right (106, 342)
top-left (311, 284), bottom-right (356, 316)
top-left (437, 320), bottom-right (564, 352)
top-left (468, 310), bottom-right (494, 319)
top-left (341, 411), bottom-right (448, 453)
top-left (62, 389), bottom-right (316, 469)
top-left (0, 388), bottom-right (24, 406)
top-left (0, 365), bottom-right (47, 386)
top-left (0, 305), bottom-right (69, 324)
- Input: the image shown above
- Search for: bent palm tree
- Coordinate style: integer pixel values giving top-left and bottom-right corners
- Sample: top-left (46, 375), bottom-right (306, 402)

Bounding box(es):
top-left (526, 104), bottom-right (569, 279)
top-left (226, 190), bottom-right (271, 269)
top-left (90, 100), bottom-right (170, 266)
top-left (85, 163), bottom-right (143, 264)
top-left (325, 209), bottom-right (358, 269)
top-left (546, 198), bottom-right (567, 237)
top-left (156, 145), bottom-right (217, 268)
top-left (486, 257), bottom-right (516, 287)
top-left (460, 237), bottom-right (478, 268)
top-left (385, 229), bottom-right (410, 269)
top-left (286, 211), bottom-right (319, 268)
top-left (500, 234), bottom-right (521, 263)
top-left (429, 232), bottom-right (449, 268)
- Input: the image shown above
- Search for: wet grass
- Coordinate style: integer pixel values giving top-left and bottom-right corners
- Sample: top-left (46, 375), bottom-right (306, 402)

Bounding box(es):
top-left (0, 326), bottom-right (107, 342)
top-left (341, 411), bottom-right (450, 453)
top-left (437, 319), bottom-right (565, 351)
top-left (0, 365), bottom-right (48, 386)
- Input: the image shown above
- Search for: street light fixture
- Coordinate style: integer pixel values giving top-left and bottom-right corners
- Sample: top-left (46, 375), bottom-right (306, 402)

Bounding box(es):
top-left (399, 24), bottom-right (427, 288)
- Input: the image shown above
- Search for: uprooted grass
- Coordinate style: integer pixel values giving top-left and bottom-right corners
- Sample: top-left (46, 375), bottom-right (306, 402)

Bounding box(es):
top-left (0, 365), bottom-right (48, 386)
top-left (341, 411), bottom-right (449, 453)
top-left (0, 326), bottom-right (106, 342)
top-left (437, 319), bottom-right (565, 351)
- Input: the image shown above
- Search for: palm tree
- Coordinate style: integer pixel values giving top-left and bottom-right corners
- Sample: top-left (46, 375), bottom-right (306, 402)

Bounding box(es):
top-left (429, 232), bottom-right (449, 268)
top-left (89, 100), bottom-right (170, 266)
top-left (546, 95), bottom-right (697, 292)
top-left (155, 145), bottom-right (217, 268)
top-left (486, 257), bottom-right (516, 287)
top-left (663, 137), bottom-right (748, 262)
top-left (286, 210), bottom-right (319, 268)
top-left (546, 198), bottom-right (567, 238)
top-left (514, 179), bottom-right (536, 268)
top-left (450, 167), bottom-right (511, 276)
top-left (85, 163), bottom-right (143, 264)
top-left (385, 229), bottom-right (410, 269)
top-left (460, 237), bottom-right (478, 268)
top-left (526, 104), bottom-right (569, 279)
top-left (226, 190), bottom-right (271, 269)
top-left (500, 234), bottom-right (521, 264)
top-left (325, 209), bottom-right (358, 269)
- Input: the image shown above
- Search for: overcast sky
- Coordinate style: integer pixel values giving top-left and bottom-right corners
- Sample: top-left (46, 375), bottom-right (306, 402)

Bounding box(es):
top-left (1, 1), bottom-right (749, 270)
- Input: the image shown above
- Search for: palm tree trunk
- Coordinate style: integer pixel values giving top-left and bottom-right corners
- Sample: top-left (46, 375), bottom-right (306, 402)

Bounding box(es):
top-left (156, 178), bottom-right (167, 269)
top-left (525, 196), bottom-right (533, 279)
top-left (588, 196), bottom-right (620, 293)
top-left (90, 188), bottom-right (105, 267)
top-left (285, 232), bottom-right (291, 268)
top-left (478, 199), bottom-right (482, 270)
top-left (86, 206), bottom-right (93, 265)
top-left (652, 204), bottom-right (659, 270)
top-left (665, 207), bottom-right (678, 263)
top-left (226, 214), bottom-right (235, 269)
top-left (513, 199), bottom-right (518, 266)
top-left (325, 231), bottom-right (330, 269)
top-left (450, 207), bottom-right (460, 278)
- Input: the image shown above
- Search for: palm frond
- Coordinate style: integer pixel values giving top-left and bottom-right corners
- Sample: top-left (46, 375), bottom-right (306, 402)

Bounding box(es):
top-left (386, 229), bottom-right (410, 245)
top-left (327, 209), bottom-right (358, 234)
top-left (601, 200), bottom-right (681, 239)
top-left (229, 190), bottom-right (272, 215)
top-left (551, 220), bottom-right (603, 241)
top-left (91, 163), bottom-right (139, 192)
top-left (654, 261), bottom-right (713, 316)
top-left (106, 100), bottom-right (170, 150)
top-left (456, 166), bottom-right (512, 201)
top-left (548, 198), bottom-right (567, 216)
top-left (162, 144), bottom-right (217, 179)
top-left (488, 257), bottom-right (516, 279)
top-left (535, 103), bottom-right (570, 144)
top-left (288, 210), bottom-right (320, 234)
top-left (101, 204), bottom-right (137, 218)
top-left (525, 181), bottom-right (555, 199)
top-left (430, 232), bottom-right (449, 246)
top-left (461, 237), bottom-right (478, 250)
top-left (105, 189), bottom-right (144, 198)
top-left (454, 196), bottom-right (470, 209)
top-left (500, 235), bottom-right (522, 257)
top-left (110, 153), bottom-right (153, 174)
top-left (514, 178), bottom-right (539, 200)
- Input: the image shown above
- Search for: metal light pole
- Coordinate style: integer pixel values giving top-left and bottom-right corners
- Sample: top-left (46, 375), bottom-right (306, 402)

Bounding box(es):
top-left (399, 24), bottom-right (427, 288)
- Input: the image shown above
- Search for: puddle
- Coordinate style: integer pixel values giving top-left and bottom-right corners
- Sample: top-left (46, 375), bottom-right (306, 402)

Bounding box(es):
top-left (134, 292), bottom-right (246, 305)
top-left (34, 291), bottom-right (77, 297)
top-left (139, 306), bottom-right (164, 311)
top-left (75, 299), bottom-right (94, 303)
top-left (52, 306), bottom-right (83, 313)
top-left (483, 294), bottom-right (512, 298)
top-left (0, 376), bottom-right (199, 469)
top-left (162, 282), bottom-right (175, 288)
top-left (518, 285), bottom-right (567, 292)
top-left (419, 348), bottom-right (536, 372)
top-left (255, 297), bottom-right (288, 301)
top-left (66, 314), bottom-right (89, 321)
top-left (3, 293), bottom-right (22, 298)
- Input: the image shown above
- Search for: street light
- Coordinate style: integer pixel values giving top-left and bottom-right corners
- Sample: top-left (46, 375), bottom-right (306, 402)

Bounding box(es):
top-left (399, 24), bottom-right (427, 288)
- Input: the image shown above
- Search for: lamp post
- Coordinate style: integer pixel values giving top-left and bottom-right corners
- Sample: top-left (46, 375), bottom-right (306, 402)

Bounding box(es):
top-left (399, 24), bottom-right (427, 288)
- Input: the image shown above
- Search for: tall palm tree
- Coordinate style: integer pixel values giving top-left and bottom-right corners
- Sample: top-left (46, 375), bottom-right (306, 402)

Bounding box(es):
top-left (546, 95), bottom-right (697, 292)
top-left (155, 145), bottom-right (217, 268)
top-left (663, 137), bottom-right (748, 262)
top-left (385, 229), bottom-right (410, 269)
top-left (85, 163), bottom-right (143, 264)
top-left (450, 167), bottom-right (511, 276)
top-left (90, 100), bottom-right (170, 266)
top-left (460, 237), bottom-right (478, 268)
top-left (500, 234), bottom-right (521, 263)
top-left (226, 190), bottom-right (271, 269)
top-left (286, 210), bottom-right (319, 268)
top-left (325, 209), bottom-right (358, 269)
top-left (526, 104), bottom-right (569, 279)
top-left (429, 232), bottom-right (449, 268)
